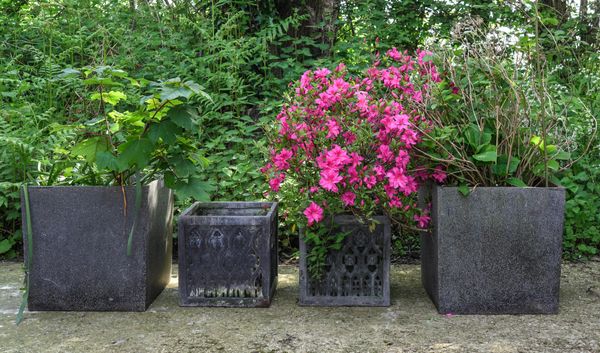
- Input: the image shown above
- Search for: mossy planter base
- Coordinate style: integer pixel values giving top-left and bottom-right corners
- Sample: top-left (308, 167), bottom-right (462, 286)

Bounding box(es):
top-left (21, 180), bottom-right (173, 311)
top-left (421, 185), bottom-right (565, 315)
top-left (299, 215), bottom-right (391, 307)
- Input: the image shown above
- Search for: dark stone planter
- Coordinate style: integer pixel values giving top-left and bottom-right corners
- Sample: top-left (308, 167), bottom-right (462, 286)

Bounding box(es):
top-left (299, 215), bottom-right (391, 306)
top-left (178, 202), bottom-right (278, 307)
top-left (21, 180), bottom-right (173, 311)
top-left (421, 185), bottom-right (565, 314)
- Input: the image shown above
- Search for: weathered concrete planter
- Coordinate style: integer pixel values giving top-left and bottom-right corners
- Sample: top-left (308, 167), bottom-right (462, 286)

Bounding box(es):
top-left (21, 180), bottom-right (173, 311)
top-left (299, 215), bottom-right (391, 306)
top-left (178, 202), bottom-right (278, 307)
top-left (421, 185), bottom-right (565, 314)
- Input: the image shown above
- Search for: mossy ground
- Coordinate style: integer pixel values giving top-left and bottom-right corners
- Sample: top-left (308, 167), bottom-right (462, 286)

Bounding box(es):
top-left (1, 260), bottom-right (599, 353)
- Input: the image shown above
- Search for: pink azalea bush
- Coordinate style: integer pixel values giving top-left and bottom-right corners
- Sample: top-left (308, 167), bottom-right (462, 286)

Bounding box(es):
top-left (263, 48), bottom-right (445, 233)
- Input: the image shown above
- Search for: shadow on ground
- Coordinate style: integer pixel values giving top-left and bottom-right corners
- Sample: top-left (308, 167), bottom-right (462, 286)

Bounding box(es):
top-left (1, 261), bottom-right (599, 353)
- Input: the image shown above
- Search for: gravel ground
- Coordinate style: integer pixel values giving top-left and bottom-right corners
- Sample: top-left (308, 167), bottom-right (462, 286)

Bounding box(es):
top-left (1, 260), bottom-right (599, 353)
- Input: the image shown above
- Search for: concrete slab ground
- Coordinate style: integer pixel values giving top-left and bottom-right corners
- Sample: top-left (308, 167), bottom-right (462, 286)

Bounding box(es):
top-left (1, 261), bottom-right (599, 353)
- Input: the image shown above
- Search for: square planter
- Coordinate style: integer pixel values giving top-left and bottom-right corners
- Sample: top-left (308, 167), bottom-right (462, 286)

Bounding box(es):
top-left (421, 185), bottom-right (565, 314)
top-left (178, 202), bottom-right (278, 307)
top-left (21, 180), bottom-right (173, 311)
top-left (299, 215), bottom-right (391, 306)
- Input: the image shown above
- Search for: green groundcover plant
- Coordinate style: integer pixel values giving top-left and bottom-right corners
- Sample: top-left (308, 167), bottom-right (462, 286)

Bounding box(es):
top-left (263, 48), bottom-right (445, 277)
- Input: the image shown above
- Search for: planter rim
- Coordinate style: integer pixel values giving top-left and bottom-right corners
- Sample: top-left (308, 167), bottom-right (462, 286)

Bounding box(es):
top-left (180, 201), bottom-right (278, 219)
top-left (24, 179), bottom-right (162, 190)
top-left (298, 214), bottom-right (390, 231)
top-left (434, 184), bottom-right (565, 191)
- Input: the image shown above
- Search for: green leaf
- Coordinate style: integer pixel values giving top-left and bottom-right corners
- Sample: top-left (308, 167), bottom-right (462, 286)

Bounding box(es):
top-left (530, 135), bottom-right (542, 148)
top-left (90, 91), bottom-right (127, 106)
top-left (184, 81), bottom-right (212, 101)
top-left (96, 151), bottom-right (127, 172)
top-left (174, 178), bottom-right (214, 201)
top-left (554, 151), bottom-right (571, 160)
top-left (83, 77), bottom-right (123, 87)
top-left (506, 177), bottom-right (527, 187)
top-left (118, 138), bottom-right (154, 168)
top-left (465, 124), bottom-right (481, 149)
top-left (473, 148), bottom-right (497, 163)
top-left (547, 160), bottom-right (560, 171)
top-left (172, 156), bottom-right (196, 178)
top-left (541, 16), bottom-right (559, 26)
top-left (58, 68), bottom-right (81, 78)
top-left (545, 145), bottom-right (557, 154)
top-left (492, 155), bottom-right (520, 176)
top-left (458, 185), bottom-right (470, 196)
top-left (0, 239), bottom-right (13, 254)
top-left (147, 120), bottom-right (181, 144)
top-left (71, 137), bottom-right (109, 163)
top-left (167, 105), bottom-right (195, 131)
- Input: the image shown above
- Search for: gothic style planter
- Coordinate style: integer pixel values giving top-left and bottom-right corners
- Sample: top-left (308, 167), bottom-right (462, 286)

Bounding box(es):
top-left (21, 180), bottom-right (173, 311)
top-left (299, 215), bottom-right (391, 306)
top-left (421, 185), bottom-right (565, 314)
top-left (178, 202), bottom-right (278, 307)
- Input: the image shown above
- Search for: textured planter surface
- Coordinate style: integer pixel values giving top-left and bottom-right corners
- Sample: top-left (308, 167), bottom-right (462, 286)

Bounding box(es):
top-left (421, 185), bottom-right (565, 314)
top-left (299, 215), bottom-right (391, 306)
top-left (21, 180), bottom-right (173, 311)
top-left (178, 202), bottom-right (278, 307)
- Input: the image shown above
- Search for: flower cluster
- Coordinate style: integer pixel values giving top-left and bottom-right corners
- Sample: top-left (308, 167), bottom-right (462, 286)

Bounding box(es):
top-left (264, 48), bottom-right (445, 230)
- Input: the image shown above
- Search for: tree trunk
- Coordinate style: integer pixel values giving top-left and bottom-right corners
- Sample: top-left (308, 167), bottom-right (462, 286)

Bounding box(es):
top-left (541, 0), bottom-right (569, 21)
top-left (275, 0), bottom-right (340, 57)
top-left (580, 0), bottom-right (588, 19)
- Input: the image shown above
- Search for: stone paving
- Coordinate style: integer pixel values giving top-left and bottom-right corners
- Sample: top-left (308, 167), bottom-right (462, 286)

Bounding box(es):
top-left (1, 261), bottom-right (599, 353)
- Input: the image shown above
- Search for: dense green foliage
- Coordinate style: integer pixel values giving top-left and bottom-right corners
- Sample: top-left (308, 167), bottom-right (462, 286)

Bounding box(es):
top-left (0, 0), bottom-right (598, 260)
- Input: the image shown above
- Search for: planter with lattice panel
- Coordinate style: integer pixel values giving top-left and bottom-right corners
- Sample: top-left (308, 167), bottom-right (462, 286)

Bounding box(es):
top-left (299, 215), bottom-right (391, 306)
top-left (178, 202), bottom-right (278, 307)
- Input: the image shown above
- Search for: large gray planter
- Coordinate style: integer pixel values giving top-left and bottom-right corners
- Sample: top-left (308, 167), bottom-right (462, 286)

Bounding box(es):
top-left (421, 185), bottom-right (565, 314)
top-left (21, 180), bottom-right (173, 311)
top-left (178, 202), bottom-right (278, 307)
top-left (299, 215), bottom-right (391, 306)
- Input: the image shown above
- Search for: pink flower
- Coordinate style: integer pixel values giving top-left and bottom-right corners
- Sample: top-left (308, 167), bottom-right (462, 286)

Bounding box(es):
top-left (373, 164), bottom-right (386, 178)
top-left (325, 145), bottom-right (351, 167)
top-left (432, 167), bottom-right (447, 183)
top-left (389, 197), bottom-right (403, 208)
top-left (386, 167), bottom-right (408, 189)
top-left (304, 202), bottom-right (324, 226)
top-left (381, 114), bottom-right (409, 133)
top-left (414, 213), bottom-right (431, 229)
top-left (273, 148), bottom-right (293, 170)
top-left (400, 129), bottom-right (419, 147)
top-left (386, 47), bottom-right (402, 61)
top-left (377, 145), bottom-right (394, 162)
top-left (319, 169), bottom-right (343, 192)
top-left (269, 173), bottom-right (285, 192)
top-left (297, 70), bottom-right (313, 95)
top-left (413, 91), bottom-right (423, 103)
top-left (325, 119), bottom-right (340, 139)
top-left (343, 131), bottom-right (356, 144)
top-left (395, 150), bottom-right (410, 169)
top-left (341, 191), bottom-right (356, 207)
top-left (314, 68), bottom-right (331, 79)
top-left (309, 186), bottom-right (319, 193)
top-left (355, 91), bottom-right (370, 112)
top-left (364, 175), bottom-right (377, 189)
top-left (417, 50), bottom-right (434, 66)
top-left (260, 163), bottom-right (272, 174)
